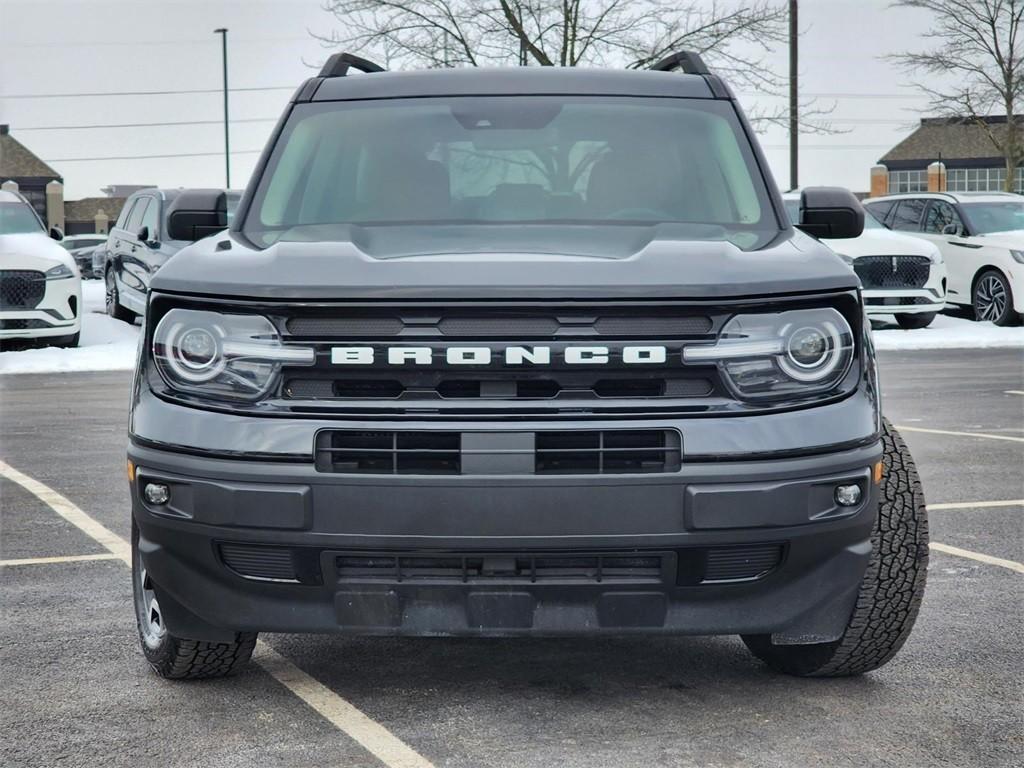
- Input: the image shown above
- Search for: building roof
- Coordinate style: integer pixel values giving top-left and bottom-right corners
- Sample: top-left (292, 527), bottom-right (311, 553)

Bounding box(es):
top-left (65, 196), bottom-right (126, 222)
top-left (880, 116), bottom-right (1021, 165)
top-left (0, 125), bottom-right (61, 180)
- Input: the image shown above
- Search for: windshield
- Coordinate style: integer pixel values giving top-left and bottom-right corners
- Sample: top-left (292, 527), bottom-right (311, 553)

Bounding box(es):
top-left (960, 200), bottom-right (1024, 234)
top-left (0, 201), bottom-right (44, 235)
top-left (243, 96), bottom-right (777, 250)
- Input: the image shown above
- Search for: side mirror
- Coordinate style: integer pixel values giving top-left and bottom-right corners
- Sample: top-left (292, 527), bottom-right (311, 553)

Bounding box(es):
top-left (795, 187), bottom-right (865, 239)
top-left (136, 225), bottom-right (150, 243)
top-left (942, 223), bottom-right (961, 236)
top-left (49, 226), bottom-right (64, 241)
top-left (166, 189), bottom-right (230, 242)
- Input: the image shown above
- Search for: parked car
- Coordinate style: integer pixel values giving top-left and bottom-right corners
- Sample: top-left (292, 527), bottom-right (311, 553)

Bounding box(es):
top-left (783, 193), bottom-right (946, 329)
top-left (127, 52), bottom-right (929, 681)
top-left (0, 189), bottom-right (81, 347)
top-left (104, 188), bottom-right (240, 323)
top-left (60, 234), bottom-right (108, 279)
top-left (864, 191), bottom-right (1024, 325)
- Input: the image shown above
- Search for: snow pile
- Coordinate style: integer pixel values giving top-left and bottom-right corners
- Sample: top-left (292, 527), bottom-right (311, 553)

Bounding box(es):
top-left (870, 313), bottom-right (1024, 351)
top-left (0, 281), bottom-right (141, 374)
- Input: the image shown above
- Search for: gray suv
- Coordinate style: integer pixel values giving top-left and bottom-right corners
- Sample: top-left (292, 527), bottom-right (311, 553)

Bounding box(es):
top-left (127, 52), bottom-right (928, 680)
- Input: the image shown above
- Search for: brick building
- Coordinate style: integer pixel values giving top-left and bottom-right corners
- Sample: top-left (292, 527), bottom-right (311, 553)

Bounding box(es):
top-left (0, 124), bottom-right (128, 234)
top-left (870, 115), bottom-right (1024, 197)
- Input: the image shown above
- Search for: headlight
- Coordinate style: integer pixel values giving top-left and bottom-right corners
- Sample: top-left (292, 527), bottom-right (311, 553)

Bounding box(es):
top-left (152, 309), bottom-right (315, 401)
top-left (44, 263), bottom-right (74, 280)
top-left (1010, 250), bottom-right (1024, 264)
top-left (683, 307), bottom-right (855, 401)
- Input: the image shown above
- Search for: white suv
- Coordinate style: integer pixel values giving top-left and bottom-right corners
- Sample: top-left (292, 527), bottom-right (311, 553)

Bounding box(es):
top-left (0, 190), bottom-right (82, 347)
top-left (784, 194), bottom-right (946, 329)
top-left (864, 191), bottom-right (1024, 326)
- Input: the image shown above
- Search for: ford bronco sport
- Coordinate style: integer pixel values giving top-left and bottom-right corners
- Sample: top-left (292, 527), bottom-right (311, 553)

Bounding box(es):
top-left (129, 52), bottom-right (928, 679)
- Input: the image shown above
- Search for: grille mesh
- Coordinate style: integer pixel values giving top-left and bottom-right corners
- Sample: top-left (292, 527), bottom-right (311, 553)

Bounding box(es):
top-left (853, 256), bottom-right (930, 289)
top-left (0, 271), bottom-right (46, 310)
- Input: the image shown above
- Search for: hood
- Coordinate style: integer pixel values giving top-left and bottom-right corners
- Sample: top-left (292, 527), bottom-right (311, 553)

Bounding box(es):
top-left (0, 233), bottom-right (78, 273)
top-left (823, 228), bottom-right (939, 260)
top-left (975, 230), bottom-right (1024, 248)
top-left (151, 224), bottom-right (859, 301)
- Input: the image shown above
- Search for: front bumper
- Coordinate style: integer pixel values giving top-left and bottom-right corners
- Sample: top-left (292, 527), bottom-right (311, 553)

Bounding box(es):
top-left (862, 288), bottom-right (945, 316)
top-left (130, 437), bottom-right (882, 642)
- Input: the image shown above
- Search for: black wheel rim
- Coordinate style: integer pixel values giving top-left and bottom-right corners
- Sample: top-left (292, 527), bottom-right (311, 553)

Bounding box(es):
top-left (105, 271), bottom-right (117, 315)
top-left (976, 274), bottom-right (1007, 322)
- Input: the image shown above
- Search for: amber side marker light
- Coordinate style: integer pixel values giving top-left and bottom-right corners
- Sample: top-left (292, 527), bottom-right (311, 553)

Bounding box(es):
top-left (127, 460), bottom-right (135, 483)
top-left (874, 461), bottom-right (884, 485)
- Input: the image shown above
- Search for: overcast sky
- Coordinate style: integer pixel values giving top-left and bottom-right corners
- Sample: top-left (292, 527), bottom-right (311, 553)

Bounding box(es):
top-left (0, 0), bottom-right (936, 200)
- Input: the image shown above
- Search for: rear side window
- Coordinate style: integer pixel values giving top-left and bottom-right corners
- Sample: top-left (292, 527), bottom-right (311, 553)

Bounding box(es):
top-left (126, 198), bottom-right (150, 234)
top-left (863, 200), bottom-right (894, 225)
top-left (890, 199), bottom-right (926, 231)
top-left (245, 96), bottom-right (777, 250)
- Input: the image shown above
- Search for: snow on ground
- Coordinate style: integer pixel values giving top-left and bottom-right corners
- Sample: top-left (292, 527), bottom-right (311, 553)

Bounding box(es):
top-left (0, 280), bottom-right (140, 375)
top-left (0, 286), bottom-right (1021, 375)
top-left (870, 312), bottom-right (1024, 351)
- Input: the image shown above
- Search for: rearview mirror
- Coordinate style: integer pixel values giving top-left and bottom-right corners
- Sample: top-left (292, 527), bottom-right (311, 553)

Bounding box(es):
top-left (942, 222), bottom-right (961, 236)
top-left (166, 189), bottom-right (230, 242)
top-left (795, 187), bottom-right (864, 239)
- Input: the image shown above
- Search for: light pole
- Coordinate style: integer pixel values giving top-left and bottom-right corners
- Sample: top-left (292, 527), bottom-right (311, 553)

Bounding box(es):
top-left (214, 28), bottom-right (230, 188)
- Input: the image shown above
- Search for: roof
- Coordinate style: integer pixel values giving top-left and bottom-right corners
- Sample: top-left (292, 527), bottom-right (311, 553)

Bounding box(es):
top-left (64, 196), bottom-right (126, 221)
top-left (0, 126), bottom-right (61, 180)
top-left (880, 116), bottom-right (1021, 165)
top-left (310, 66), bottom-right (717, 103)
top-left (867, 191), bottom-right (1023, 204)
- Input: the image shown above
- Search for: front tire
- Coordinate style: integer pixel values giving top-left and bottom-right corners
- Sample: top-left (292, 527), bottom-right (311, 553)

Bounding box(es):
top-left (132, 522), bottom-right (257, 679)
top-left (741, 418), bottom-right (928, 676)
top-left (105, 268), bottom-right (136, 324)
top-left (895, 312), bottom-right (937, 330)
top-left (973, 269), bottom-right (1020, 326)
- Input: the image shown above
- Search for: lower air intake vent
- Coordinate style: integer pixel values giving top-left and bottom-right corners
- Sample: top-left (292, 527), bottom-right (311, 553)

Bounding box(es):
top-left (220, 543), bottom-right (299, 582)
top-left (316, 431), bottom-right (461, 474)
top-left (535, 430), bottom-right (681, 474)
top-left (702, 544), bottom-right (784, 583)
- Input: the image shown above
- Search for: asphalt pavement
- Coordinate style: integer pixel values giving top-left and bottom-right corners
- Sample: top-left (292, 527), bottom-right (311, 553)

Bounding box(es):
top-left (1, 348), bottom-right (1021, 768)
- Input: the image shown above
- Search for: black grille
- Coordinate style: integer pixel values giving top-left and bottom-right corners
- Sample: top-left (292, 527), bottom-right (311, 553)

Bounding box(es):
top-left (287, 311), bottom-right (712, 339)
top-left (220, 543), bottom-right (299, 582)
top-left (853, 256), bottom-right (930, 289)
top-left (315, 429), bottom-right (680, 475)
top-left (865, 296), bottom-right (936, 306)
top-left (0, 319), bottom-right (49, 330)
top-left (335, 552), bottom-right (667, 584)
top-left (702, 544), bottom-right (784, 583)
top-left (0, 270), bottom-right (46, 310)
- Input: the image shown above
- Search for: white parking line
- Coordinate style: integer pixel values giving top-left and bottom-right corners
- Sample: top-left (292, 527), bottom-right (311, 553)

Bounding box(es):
top-left (0, 553), bottom-right (120, 567)
top-left (895, 425), bottom-right (1024, 443)
top-left (0, 459), bottom-right (436, 768)
top-left (929, 543), bottom-right (1024, 574)
top-left (927, 499), bottom-right (1024, 511)
top-left (1005, 390), bottom-right (1024, 396)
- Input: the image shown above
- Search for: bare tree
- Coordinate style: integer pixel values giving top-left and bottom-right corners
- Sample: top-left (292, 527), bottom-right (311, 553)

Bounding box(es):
top-left (890, 0), bottom-right (1024, 191)
top-left (312, 1), bottom-right (833, 131)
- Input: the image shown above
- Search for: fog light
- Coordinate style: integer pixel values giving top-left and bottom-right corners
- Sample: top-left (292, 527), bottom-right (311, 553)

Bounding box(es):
top-left (835, 483), bottom-right (862, 507)
top-left (144, 482), bottom-right (170, 505)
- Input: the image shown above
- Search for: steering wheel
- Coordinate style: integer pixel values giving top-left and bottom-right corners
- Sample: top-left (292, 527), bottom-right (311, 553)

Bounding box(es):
top-left (606, 207), bottom-right (673, 221)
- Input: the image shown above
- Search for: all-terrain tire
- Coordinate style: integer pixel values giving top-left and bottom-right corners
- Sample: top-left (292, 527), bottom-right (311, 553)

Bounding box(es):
top-left (742, 418), bottom-right (928, 676)
top-left (132, 522), bottom-right (257, 679)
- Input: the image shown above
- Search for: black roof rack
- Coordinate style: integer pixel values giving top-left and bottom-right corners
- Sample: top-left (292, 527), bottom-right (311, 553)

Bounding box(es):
top-left (319, 52), bottom-right (386, 78)
top-left (648, 51), bottom-right (710, 75)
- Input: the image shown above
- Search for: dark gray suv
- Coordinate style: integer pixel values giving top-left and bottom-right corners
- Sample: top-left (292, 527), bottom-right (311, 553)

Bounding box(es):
top-left (127, 52), bottom-right (928, 680)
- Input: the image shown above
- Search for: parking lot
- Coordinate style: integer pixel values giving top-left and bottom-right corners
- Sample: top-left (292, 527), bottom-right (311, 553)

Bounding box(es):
top-left (0, 347), bottom-right (1020, 768)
